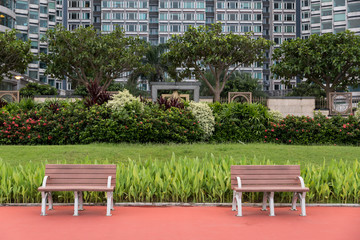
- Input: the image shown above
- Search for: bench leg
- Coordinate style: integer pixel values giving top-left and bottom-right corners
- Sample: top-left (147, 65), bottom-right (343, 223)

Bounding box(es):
top-left (291, 192), bottom-right (298, 211)
top-left (299, 192), bottom-right (306, 216)
top-left (74, 191), bottom-right (79, 216)
top-left (232, 191), bottom-right (236, 211)
top-left (111, 192), bottom-right (114, 211)
top-left (235, 192), bottom-right (243, 217)
top-left (269, 192), bottom-right (275, 216)
top-left (262, 192), bottom-right (268, 211)
top-left (106, 192), bottom-right (112, 216)
top-left (40, 192), bottom-right (48, 216)
top-left (48, 192), bottom-right (53, 210)
top-left (79, 192), bottom-right (84, 211)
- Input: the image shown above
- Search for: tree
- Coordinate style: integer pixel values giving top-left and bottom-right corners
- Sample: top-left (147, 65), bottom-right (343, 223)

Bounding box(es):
top-left (271, 31), bottom-right (360, 108)
top-left (40, 25), bottom-right (148, 104)
top-left (0, 29), bottom-right (33, 82)
top-left (287, 82), bottom-right (325, 98)
top-left (163, 23), bottom-right (272, 102)
top-left (223, 72), bottom-right (266, 98)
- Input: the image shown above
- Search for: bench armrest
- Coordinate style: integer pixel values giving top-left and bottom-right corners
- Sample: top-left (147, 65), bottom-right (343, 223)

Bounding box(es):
top-left (298, 176), bottom-right (305, 188)
top-left (107, 176), bottom-right (112, 189)
top-left (237, 176), bottom-right (242, 188)
top-left (42, 176), bottom-right (49, 187)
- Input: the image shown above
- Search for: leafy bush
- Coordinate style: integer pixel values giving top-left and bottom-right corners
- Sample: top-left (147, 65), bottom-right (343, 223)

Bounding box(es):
top-left (1, 155), bottom-right (359, 204)
top-left (107, 89), bottom-right (144, 113)
top-left (209, 102), bottom-right (272, 142)
top-left (268, 110), bottom-right (283, 123)
top-left (187, 101), bottom-right (215, 140)
top-left (0, 98), bottom-right (8, 108)
top-left (156, 96), bottom-right (184, 110)
top-left (19, 83), bottom-right (58, 98)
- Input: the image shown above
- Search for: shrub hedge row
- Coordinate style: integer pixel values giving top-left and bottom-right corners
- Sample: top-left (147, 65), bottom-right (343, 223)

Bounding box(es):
top-left (0, 98), bottom-right (360, 145)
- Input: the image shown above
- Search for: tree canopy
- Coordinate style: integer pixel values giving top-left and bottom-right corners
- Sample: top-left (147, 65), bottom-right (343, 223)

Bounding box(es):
top-left (163, 23), bottom-right (272, 102)
top-left (0, 29), bottom-right (33, 82)
top-left (271, 31), bottom-right (360, 106)
top-left (40, 25), bottom-right (148, 92)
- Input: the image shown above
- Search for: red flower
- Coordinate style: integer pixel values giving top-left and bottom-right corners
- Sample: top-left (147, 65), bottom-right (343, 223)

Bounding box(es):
top-left (343, 124), bottom-right (347, 129)
top-left (265, 129), bottom-right (268, 132)
top-left (37, 135), bottom-right (41, 139)
top-left (48, 136), bottom-right (52, 140)
top-left (289, 140), bottom-right (292, 143)
top-left (271, 129), bottom-right (274, 132)
top-left (264, 136), bottom-right (267, 138)
top-left (275, 138), bottom-right (278, 141)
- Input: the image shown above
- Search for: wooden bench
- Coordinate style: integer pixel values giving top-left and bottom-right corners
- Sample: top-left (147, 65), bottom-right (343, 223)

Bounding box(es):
top-left (231, 165), bottom-right (309, 217)
top-left (38, 164), bottom-right (116, 216)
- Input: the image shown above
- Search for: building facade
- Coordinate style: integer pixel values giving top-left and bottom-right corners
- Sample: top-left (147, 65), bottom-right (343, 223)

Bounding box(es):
top-left (301, 0), bottom-right (360, 39)
top-left (14, 0), bottom-right (67, 90)
top-left (0, 0), bottom-right (16, 32)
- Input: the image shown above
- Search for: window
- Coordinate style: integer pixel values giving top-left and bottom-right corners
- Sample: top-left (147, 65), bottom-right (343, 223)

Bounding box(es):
top-left (253, 25), bottom-right (261, 33)
top-left (254, 14), bottom-right (262, 21)
top-left (56, 0), bottom-right (62, 5)
top-left (321, 0), bottom-right (332, 2)
top-left (274, 25), bottom-right (281, 33)
top-left (274, 37), bottom-right (282, 45)
top-left (311, 4), bottom-right (320, 11)
top-left (31, 41), bottom-right (38, 49)
top-left (242, 14), bottom-right (251, 21)
top-left (285, 14), bottom-right (294, 21)
top-left (311, 16), bottom-right (320, 24)
top-left (159, 24), bottom-right (167, 32)
top-left (139, 13), bottom-right (147, 20)
top-left (49, 2), bottom-right (55, 9)
top-left (197, 14), bottom-right (204, 21)
top-left (197, 2), bottom-right (205, 8)
top-left (69, 13), bottom-right (80, 19)
top-left (128, 1), bottom-right (137, 8)
top-left (322, 22), bottom-right (332, 30)
top-left (241, 25), bottom-right (251, 32)
top-left (302, 0), bottom-right (309, 7)
top-left (311, 28), bottom-right (320, 35)
top-left (160, 13), bottom-right (167, 20)
top-left (29, 71), bottom-right (38, 80)
top-left (29, 11), bottom-right (39, 19)
top-left (113, 13), bottom-right (123, 20)
top-left (217, 14), bottom-right (225, 21)
top-left (274, 2), bottom-right (281, 9)
top-left (40, 75), bottom-right (47, 83)
top-left (184, 24), bottom-right (193, 31)
top-left (285, 25), bottom-right (294, 33)
top-left (321, 8), bottom-right (332, 16)
top-left (139, 1), bottom-right (147, 8)
top-left (217, 2), bottom-right (224, 9)
top-left (127, 13), bottom-right (136, 20)
top-left (302, 12), bottom-right (310, 19)
top-left (172, 2), bottom-right (179, 8)
top-left (240, 2), bottom-right (250, 9)
top-left (184, 2), bottom-right (194, 8)
top-left (40, 6), bottom-right (48, 14)
top-left (171, 13), bottom-right (181, 20)
top-left (16, 16), bottom-right (28, 26)
top-left (274, 14), bottom-right (282, 21)
top-left (348, 3), bottom-right (360, 13)
top-left (334, 0), bottom-right (345, 7)
top-left (334, 27), bottom-right (346, 33)
top-left (254, 2), bottom-right (262, 9)
top-left (285, 3), bottom-right (294, 10)
top-left (228, 2), bottom-right (237, 9)
top-left (40, 20), bottom-right (48, 28)
top-left (348, 19), bottom-right (360, 29)
top-left (102, 1), bottom-right (111, 8)
top-left (102, 25), bottom-right (111, 31)
top-left (83, 13), bottom-right (90, 20)
top-left (228, 25), bottom-right (237, 32)
top-left (170, 25), bottom-right (180, 32)
top-left (254, 72), bottom-right (262, 79)
top-left (29, 25), bottom-right (39, 34)
top-left (30, 0), bottom-right (39, 4)
top-left (16, 1), bottom-right (28, 9)
top-left (334, 13), bottom-right (345, 22)
top-left (127, 25), bottom-right (136, 32)
top-left (159, 1), bottom-right (167, 8)
top-left (228, 14), bottom-right (237, 21)
top-left (139, 24), bottom-right (147, 32)
top-left (56, 10), bottom-right (62, 17)
top-left (83, 1), bottom-right (90, 7)
top-left (302, 23), bottom-right (310, 31)
top-left (70, 1), bottom-right (80, 7)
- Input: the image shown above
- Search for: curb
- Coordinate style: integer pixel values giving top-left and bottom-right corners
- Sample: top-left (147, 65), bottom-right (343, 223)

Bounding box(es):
top-left (1, 203), bottom-right (360, 207)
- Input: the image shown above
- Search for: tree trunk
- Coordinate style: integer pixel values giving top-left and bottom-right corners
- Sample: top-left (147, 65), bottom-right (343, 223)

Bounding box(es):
top-left (213, 90), bottom-right (221, 102)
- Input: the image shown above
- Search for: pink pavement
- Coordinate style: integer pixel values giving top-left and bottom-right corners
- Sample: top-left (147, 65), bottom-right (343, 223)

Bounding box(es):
top-left (0, 206), bottom-right (359, 240)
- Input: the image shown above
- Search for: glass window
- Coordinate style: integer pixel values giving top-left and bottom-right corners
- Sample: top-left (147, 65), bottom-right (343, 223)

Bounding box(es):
top-left (128, 1), bottom-right (136, 8)
top-left (127, 25), bottom-right (136, 32)
top-left (228, 25), bottom-right (237, 32)
top-left (285, 26), bottom-right (295, 33)
top-left (171, 13), bottom-right (180, 20)
top-left (102, 1), bottom-right (111, 8)
top-left (171, 2), bottom-right (179, 8)
top-left (113, 13), bottom-right (123, 20)
top-left (217, 14), bottom-right (224, 21)
top-left (254, 2), bottom-right (262, 9)
top-left (16, 1), bottom-right (28, 9)
top-left (321, 0), bottom-right (332, 2)
top-left (159, 24), bottom-right (167, 32)
top-left (334, 0), bottom-right (345, 7)
top-left (159, 1), bottom-right (167, 8)
top-left (82, 13), bottom-right (90, 19)
top-left (197, 2), bottom-right (204, 8)
top-left (274, 2), bottom-right (281, 9)
top-left (311, 16), bottom-right (320, 24)
top-left (48, 2), bottom-right (55, 9)
top-left (274, 25), bottom-right (281, 33)
top-left (184, 13), bottom-right (193, 20)
top-left (228, 14), bottom-right (237, 21)
top-left (29, 71), bottom-right (38, 79)
top-left (322, 21), bottom-right (332, 30)
top-left (274, 14), bottom-right (282, 21)
top-left (334, 13), bottom-right (345, 22)
top-left (139, 24), bottom-right (147, 32)
top-left (83, 1), bottom-right (91, 7)
top-left (240, 2), bottom-right (250, 9)
top-left (102, 25), bottom-right (111, 31)
top-left (197, 13), bottom-right (204, 21)
top-left (16, 16), bottom-right (28, 26)
top-left (311, 28), bottom-right (320, 35)
top-left (184, 2), bottom-right (194, 8)
top-left (40, 6), bottom-right (48, 14)
top-left (40, 20), bottom-right (48, 28)
top-left (311, 4), bottom-right (320, 11)
top-left (302, 12), bottom-right (310, 19)
top-left (139, 1), bottom-right (147, 8)
top-left (171, 25), bottom-right (180, 32)
top-left (228, 2), bottom-right (237, 9)
top-left (139, 13), bottom-right (147, 20)
top-left (31, 41), bottom-right (38, 49)
top-left (159, 13), bottom-right (167, 20)
top-left (349, 3), bottom-right (360, 13)
top-left (127, 13), bottom-right (136, 20)
top-left (285, 3), bottom-right (294, 10)
top-left (253, 25), bottom-right (261, 33)
top-left (334, 27), bottom-right (345, 33)
top-left (285, 14), bottom-right (294, 21)
top-left (302, 0), bottom-right (309, 7)
top-left (241, 25), bottom-right (251, 32)
top-left (302, 23), bottom-right (310, 31)
top-left (56, 10), bottom-right (62, 17)
top-left (30, 0), bottom-right (39, 4)
top-left (321, 8), bottom-right (332, 16)
top-left (217, 2), bottom-right (224, 9)
top-left (254, 14), bottom-right (262, 21)
top-left (242, 14), bottom-right (251, 21)
top-left (348, 19), bottom-right (360, 29)
top-left (49, 14), bottom-right (55, 21)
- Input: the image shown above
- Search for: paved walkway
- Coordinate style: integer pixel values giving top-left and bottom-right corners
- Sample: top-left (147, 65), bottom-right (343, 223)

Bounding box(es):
top-left (0, 206), bottom-right (359, 240)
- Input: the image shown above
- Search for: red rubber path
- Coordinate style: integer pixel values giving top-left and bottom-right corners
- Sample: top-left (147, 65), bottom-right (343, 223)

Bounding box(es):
top-left (0, 206), bottom-right (359, 240)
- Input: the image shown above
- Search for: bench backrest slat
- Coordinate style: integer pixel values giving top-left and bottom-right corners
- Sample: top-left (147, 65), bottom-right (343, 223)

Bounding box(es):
top-left (230, 165), bottom-right (301, 189)
top-left (45, 164), bottom-right (117, 188)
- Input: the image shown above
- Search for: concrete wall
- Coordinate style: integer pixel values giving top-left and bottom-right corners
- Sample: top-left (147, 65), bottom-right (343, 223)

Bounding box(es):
top-left (34, 95), bottom-right (83, 103)
top-left (267, 97), bottom-right (316, 117)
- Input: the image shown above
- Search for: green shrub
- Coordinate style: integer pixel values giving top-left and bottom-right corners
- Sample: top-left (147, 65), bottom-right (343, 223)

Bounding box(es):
top-left (209, 102), bottom-right (272, 142)
top-left (187, 101), bottom-right (215, 140)
top-left (0, 155), bottom-right (359, 204)
top-left (20, 83), bottom-right (58, 98)
top-left (107, 89), bottom-right (144, 113)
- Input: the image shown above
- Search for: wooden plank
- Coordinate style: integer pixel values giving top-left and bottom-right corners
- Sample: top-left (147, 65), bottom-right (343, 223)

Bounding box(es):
top-left (46, 164), bottom-right (116, 169)
top-left (231, 179), bottom-right (300, 185)
top-left (38, 186), bottom-right (115, 192)
top-left (47, 173), bottom-right (116, 179)
top-left (230, 170), bottom-right (300, 175)
top-left (231, 165), bottom-right (300, 170)
top-left (233, 186), bottom-right (309, 192)
top-left (230, 175), bottom-right (298, 180)
top-left (46, 183), bottom-right (115, 187)
top-left (47, 178), bottom-right (116, 184)
top-left (45, 169), bottom-right (116, 174)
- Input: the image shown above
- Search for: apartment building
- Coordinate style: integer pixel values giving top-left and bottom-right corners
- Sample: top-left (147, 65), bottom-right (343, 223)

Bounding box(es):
top-left (301, 0), bottom-right (360, 39)
top-left (0, 0), bottom-right (15, 32)
top-left (14, 0), bottom-right (68, 90)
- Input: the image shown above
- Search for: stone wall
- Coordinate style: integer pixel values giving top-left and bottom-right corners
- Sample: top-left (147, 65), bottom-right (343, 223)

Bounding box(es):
top-left (34, 95), bottom-right (83, 103)
top-left (267, 97), bottom-right (316, 117)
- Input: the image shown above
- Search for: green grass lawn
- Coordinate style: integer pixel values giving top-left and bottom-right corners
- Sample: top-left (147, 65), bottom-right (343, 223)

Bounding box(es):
top-left (0, 143), bottom-right (359, 166)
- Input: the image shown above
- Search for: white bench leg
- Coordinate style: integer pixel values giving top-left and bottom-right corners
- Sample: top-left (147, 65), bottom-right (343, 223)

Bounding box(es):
top-left (79, 192), bottom-right (84, 211)
top-left (48, 192), bottom-right (53, 210)
top-left (291, 192), bottom-right (298, 211)
top-left (269, 192), bottom-right (275, 216)
top-left (231, 190), bottom-right (236, 211)
top-left (262, 192), bottom-right (268, 211)
top-left (106, 192), bottom-right (112, 216)
top-left (235, 192), bottom-right (243, 217)
top-left (111, 192), bottom-right (114, 211)
top-left (41, 192), bottom-right (47, 216)
top-left (299, 192), bottom-right (306, 216)
top-left (74, 191), bottom-right (79, 216)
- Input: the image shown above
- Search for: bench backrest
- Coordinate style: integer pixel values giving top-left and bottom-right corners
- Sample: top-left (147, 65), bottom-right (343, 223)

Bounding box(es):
top-left (230, 165), bottom-right (301, 189)
top-left (45, 164), bottom-right (117, 188)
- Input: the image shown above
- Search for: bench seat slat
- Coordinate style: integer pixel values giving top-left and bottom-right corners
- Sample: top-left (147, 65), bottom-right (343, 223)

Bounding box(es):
top-left (231, 165), bottom-right (300, 170)
top-left (46, 169), bottom-right (116, 174)
top-left (231, 179), bottom-right (300, 185)
top-left (47, 174), bottom-right (116, 179)
top-left (45, 164), bottom-right (117, 169)
top-left (38, 186), bottom-right (115, 192)
top-left (46, 178), bottom-right (116, 184)
top-left (230, 170), bottom-right (300, 175)
top-left (234, 186), bottom-right (309, 192)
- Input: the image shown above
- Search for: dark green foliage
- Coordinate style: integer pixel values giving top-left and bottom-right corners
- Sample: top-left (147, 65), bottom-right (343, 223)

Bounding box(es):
top-left (0, 99), bottom-right (8, 108)
top-left (84, 81), bottom-right (111, 107)
top-left (287, 82), bottom-right (326, 98)
top-left (209, 102), bottom-right (271, 142)
top-left (156, 96), bottom-right (184, 110)
top-left (223, 72), bottom-right (266, 98)
top-left (264, 114), bottom-right (360, 145)
top-left (19, 83), bottom-right (58, 98)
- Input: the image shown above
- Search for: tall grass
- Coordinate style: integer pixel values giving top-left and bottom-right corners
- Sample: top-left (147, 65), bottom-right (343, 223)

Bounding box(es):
top-left (0, 155), bottom-right (359, 204)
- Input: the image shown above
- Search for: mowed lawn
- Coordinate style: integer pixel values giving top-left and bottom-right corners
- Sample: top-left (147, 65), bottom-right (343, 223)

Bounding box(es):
top-left (0, 143), bottom-right (359, 166)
